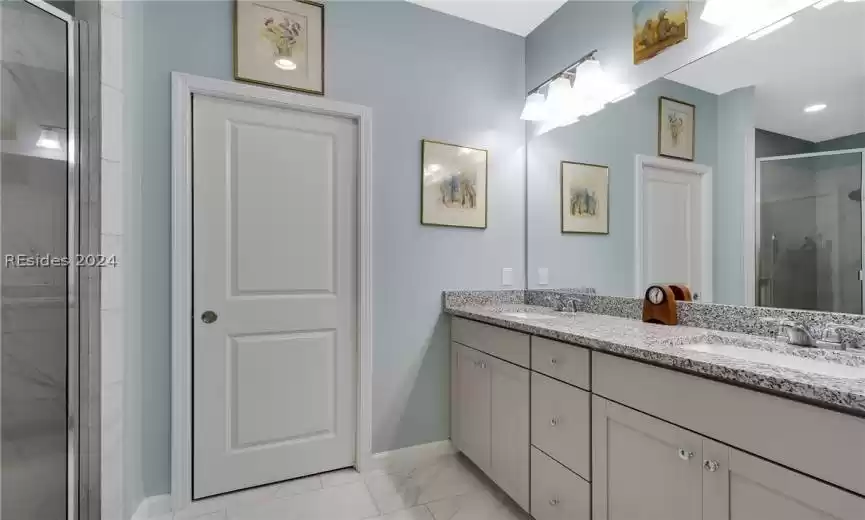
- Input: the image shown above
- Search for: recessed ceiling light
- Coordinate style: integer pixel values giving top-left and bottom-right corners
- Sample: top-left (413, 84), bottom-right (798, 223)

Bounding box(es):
top-left (747, 16), bottom-right (794, 40)
top-left (804, 103), bottom-right (827, 113)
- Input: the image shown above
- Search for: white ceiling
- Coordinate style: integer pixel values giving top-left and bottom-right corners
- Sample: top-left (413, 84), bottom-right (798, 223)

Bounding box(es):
top-left (405, 0), bottom-right (567, 36)
top-left (667, 1), bottom-right (865, 143)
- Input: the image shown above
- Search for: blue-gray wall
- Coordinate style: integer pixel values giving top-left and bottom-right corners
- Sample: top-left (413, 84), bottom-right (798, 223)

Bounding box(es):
top-left (526, 78), bottom-right (719, 293)
top-left (715, 87), bottom-right (756, 305)
top-left (126, 0), bottom-right (525, 498)
top-left (756, 129), bottom-right (815, 158)
top-left (817, 132), bottom-right (865, 152)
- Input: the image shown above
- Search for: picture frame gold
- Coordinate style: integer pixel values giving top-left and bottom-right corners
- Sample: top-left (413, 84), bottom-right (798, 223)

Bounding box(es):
top-left (658, 96), bottom-right (696, 161)
top-left (234, 0), bottom-right (325, 95)
top-left (420, 139), bottom-right (489, 230)
top-left (561, 161), bottom-right (610, 235)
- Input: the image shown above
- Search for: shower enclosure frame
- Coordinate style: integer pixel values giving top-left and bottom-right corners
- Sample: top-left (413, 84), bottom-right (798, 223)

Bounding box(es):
top-left (752, 148), bottom-right (865, 312)
top-left (5, 1), bottom-right (103, 519)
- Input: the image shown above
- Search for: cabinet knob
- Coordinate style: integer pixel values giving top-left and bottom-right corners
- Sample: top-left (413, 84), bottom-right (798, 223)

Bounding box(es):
top-left (550, 417), bottom-right (560, 427)
top-left (550, 357), bottom-right (558, 365)
top-left (548, 497), bottom-right (560, 506)
top-left (480, 361), bottom-right (487, 369)
top-left (677, 448), bottom-right (694, 461)
top-left (703, 460), bottom-right (720, 472)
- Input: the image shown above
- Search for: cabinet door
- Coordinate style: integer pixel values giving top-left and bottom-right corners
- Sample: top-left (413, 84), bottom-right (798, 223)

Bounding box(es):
top-left (454, 343), bottom-right (491, 472)
top-left (592, 396), bottom-right (703, 520)
top-left (489, 356), bottom-right (530, 511)
top-left (702, 439), bottom-right (865, 520)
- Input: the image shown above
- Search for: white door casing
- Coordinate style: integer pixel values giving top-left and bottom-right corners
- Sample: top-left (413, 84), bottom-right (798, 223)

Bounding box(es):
top-left (192, 95), bottom-right (357, 498)
top-left (635, 155), bottom-right (713, 302)
top-left (171, 73), bottom-right (373, 512)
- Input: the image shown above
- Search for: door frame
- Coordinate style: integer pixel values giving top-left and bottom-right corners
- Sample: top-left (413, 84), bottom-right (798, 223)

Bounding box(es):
top-left (170, 72), bottom-right (374, 513)
top-left (634, 155), bottom-right (714, 301)
top-left (749, 148), bottom-right (865, 309)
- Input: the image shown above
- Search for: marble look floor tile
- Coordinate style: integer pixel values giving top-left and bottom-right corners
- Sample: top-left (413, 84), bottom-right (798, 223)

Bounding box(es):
top-left (425, 490), bottom-right (528, 520)
top-left (321, 468), bottom-right (363, 487)
top-left (376, 506), bottom-right (435, 520)
top-left (226, 481), bottom-right (379, 520)
top-left (364, 455), bottom-right (484, 514)
top-left (176, 476), bottom-right (322, 519)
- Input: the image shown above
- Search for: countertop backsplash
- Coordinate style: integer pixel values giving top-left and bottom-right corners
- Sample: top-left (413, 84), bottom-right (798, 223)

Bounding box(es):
top-left (445, 289), bottom-right (865, 348)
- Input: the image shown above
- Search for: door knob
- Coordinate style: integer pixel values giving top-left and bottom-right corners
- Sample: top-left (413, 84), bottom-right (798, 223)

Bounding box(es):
top-left (201, 310), bottom-right (218, 324)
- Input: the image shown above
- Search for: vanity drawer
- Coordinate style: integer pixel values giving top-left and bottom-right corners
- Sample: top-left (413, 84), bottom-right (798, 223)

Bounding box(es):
top-left (451, 317), bottom-right (530, 368)
top-left (531, 372), bottom-right (590, 479)
top-left (531, 336), bottom-right (590, 389)
top-left (593, 352), bottom-right (865, 496)
top-left (531, 446), bottom-right (590, 520)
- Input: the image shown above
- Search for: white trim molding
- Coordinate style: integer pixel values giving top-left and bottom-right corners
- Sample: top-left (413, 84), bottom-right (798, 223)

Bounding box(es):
top-left (634, 155), bottom-right (714, 302)
top-left (131, 495), bottom-right (172, 520)
top-left (170, 72), bottom-right (374, 514)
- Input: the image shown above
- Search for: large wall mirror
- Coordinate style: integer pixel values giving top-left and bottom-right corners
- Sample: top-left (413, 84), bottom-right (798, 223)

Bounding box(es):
top-left (526, 0), bottom-right (865, 314)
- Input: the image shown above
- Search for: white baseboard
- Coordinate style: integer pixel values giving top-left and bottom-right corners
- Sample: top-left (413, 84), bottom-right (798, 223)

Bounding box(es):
top-left (365, 439), bottom-right (455, 473)
top-left (131, 494), bottom-right (172, 520)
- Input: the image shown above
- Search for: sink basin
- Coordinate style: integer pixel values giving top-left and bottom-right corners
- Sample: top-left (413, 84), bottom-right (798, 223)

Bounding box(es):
top-left (683, 343), bottom-right (865, 379)
top-left (501, 312), bottom-right (556, 320)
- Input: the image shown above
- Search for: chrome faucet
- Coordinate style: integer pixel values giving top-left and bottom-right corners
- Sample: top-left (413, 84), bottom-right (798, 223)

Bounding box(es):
top-left (761, 318), bottom-right (865, 350)
top-left (761, 318), bottom-right (817, 347)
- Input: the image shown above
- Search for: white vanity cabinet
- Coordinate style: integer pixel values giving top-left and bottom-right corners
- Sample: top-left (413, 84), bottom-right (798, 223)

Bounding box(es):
top-left (450, 316), bottom-right (865, 520)
top-left (593, 397), bottom-right (865, 520)
top-left (451, 319), bottom-right (530, 510)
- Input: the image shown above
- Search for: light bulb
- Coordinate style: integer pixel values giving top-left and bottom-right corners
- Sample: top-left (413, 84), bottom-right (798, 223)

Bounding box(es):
top-left (520, 92), bottom-right (547, 121)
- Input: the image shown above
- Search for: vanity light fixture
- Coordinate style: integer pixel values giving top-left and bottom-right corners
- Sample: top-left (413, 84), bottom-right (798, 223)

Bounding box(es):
top-left (36, 126), bottom-right (62, 150)
top-left (520, 92), bottom-right (547, 121)
top-left (813, 0), bottom-right (842, 8)
top-left (804, 103), bottom-right (827, 113)
top-left (521, 49), bottom-right (629, 132)
top-left (274, 58), bottom-right (297, 71)
top-left (747, 16), bottom-right (794, 40)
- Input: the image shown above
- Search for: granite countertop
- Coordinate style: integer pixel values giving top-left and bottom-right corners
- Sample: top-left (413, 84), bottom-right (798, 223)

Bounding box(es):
top-left (445, 303), bottom-right (865, 415)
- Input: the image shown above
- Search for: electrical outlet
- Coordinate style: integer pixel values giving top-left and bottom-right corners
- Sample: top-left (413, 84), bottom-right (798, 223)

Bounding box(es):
top-left (502, 268), bottom-right (514, 286)
top-left (538, 268), bottom-right (549, 286)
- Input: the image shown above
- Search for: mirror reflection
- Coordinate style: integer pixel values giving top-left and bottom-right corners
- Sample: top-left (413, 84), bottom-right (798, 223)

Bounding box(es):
top-left (526, 0), bottom-right (865, 314)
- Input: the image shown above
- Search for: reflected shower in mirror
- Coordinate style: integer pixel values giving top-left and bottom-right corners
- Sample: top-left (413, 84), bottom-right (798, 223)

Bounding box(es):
top-left (526, 0), bottom-right (865, 314)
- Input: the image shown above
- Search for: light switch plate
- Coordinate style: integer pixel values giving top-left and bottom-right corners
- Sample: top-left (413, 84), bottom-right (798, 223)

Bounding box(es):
top-left (502, 268), bottom-right (514, 286)
top-left (538, 268), bottom-right (549, 286)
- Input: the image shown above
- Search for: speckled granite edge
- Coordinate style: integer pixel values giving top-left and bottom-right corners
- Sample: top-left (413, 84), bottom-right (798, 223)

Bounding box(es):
top-left (445, 303), bottom-right (865, 414)
top-left (442, 290), bottom-right (526, 308)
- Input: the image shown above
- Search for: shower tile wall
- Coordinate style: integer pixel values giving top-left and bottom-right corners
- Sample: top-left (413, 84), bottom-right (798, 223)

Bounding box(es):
top-left (101, 1), bottom-right (128, 519)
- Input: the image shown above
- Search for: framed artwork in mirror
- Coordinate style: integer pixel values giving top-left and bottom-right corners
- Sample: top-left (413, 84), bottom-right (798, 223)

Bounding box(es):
top-left (633, 1), bottom-right (689, 65)
top-left (421, 140), bottom-right (488, 229)
top-left (658, 96), bottom-right (695, 161)
top-left (561, 161), bottom-right (609, 234)
top-left (235, 0), bottom-right (324, 95)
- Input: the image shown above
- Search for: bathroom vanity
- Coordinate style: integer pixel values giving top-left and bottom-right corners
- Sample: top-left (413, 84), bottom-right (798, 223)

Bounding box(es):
top-left (446, 297), bottom-right (865, 520)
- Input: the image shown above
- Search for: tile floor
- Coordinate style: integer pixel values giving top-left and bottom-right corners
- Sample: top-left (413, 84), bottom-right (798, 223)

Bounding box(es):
top-left (171, 453), bottom-right (528, 520)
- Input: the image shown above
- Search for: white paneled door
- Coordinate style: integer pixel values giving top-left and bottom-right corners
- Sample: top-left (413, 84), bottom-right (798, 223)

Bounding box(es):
top-left (191, 95), bottom-right (358, 499)
top-left (637, 157), bottom-right (712, 302)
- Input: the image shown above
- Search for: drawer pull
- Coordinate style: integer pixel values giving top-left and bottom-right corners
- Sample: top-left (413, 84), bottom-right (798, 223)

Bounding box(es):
top-left (550, 357), bottom-right (558, 365)
top-left (677, 448), bottom-right (694, 461)
top-left (550, 417), bottom-right (560, 427)
top-left (549, 497), bottom-right (560, 506)
top-left (703, 460), bottom-right (720, 472)
top-left (473, 360), bottom-right (487, 369)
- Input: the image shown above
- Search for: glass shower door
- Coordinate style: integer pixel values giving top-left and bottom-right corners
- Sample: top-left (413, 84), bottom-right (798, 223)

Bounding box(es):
top-left (1, 1), bottom-right (73, 518)
top-left (757, 151), bottom-right (864, 313)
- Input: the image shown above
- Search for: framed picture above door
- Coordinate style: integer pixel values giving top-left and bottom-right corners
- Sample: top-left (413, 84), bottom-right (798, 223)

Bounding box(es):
top-left (658, 96), bottom-right (695, 161)
top-left (235, 0), bottom-right (325, 95)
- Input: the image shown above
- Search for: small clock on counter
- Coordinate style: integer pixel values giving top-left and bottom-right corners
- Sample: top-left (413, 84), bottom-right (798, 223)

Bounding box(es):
top-left (642, 284), bottom-right (693, 325)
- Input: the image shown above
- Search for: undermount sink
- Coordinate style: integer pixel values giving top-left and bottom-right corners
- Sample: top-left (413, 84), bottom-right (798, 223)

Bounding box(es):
top-left (683, 343), bottom-right (865, 380)
top-left (502, 312), bottom-right (556, 320)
